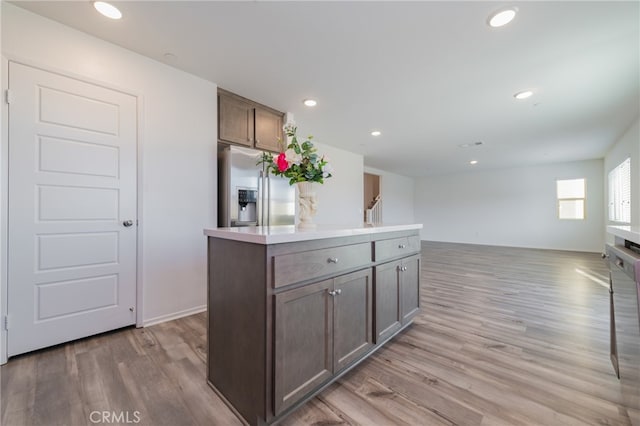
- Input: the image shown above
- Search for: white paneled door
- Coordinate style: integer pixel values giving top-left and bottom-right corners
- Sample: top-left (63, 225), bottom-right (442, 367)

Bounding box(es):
top-left (7, 62), bottom-right (137, 357)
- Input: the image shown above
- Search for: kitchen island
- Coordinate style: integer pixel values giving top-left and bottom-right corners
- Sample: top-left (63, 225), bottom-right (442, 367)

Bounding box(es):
top-left (605, 224), bottom-right (640, 423)
top-left (607, 225), bottom-right (640, 245)
top-left (204, 224), bottom-right (423, 425)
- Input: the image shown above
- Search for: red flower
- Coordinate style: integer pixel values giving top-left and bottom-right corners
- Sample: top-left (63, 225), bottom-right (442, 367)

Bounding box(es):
top-left (276, 152), bottom-right (289, 172)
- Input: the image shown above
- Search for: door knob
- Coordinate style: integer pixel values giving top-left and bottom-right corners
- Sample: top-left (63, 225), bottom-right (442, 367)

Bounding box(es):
top-left (123, 220), bottom-right (134, 227)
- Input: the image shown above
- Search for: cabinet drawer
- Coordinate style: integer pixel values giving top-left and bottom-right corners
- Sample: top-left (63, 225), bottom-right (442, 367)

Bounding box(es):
top-left (374, 235), bottom-right (420, 262)
top-left (273, 242), bottom-right (371, 288)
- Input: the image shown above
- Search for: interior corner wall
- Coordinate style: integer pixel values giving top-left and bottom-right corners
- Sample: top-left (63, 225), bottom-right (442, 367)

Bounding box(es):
top-left (313, 142), bottom-right (364, 225)
top-left (364, 166), bottom-right (415, 224)
top-left (0, 1), bottom-right (5, 364)
top-left (1, 3), bottom-right (217, 326)
top-left (604, 118), bottom-right (639, 243)
top-left (414, 159), bottom-right (605, 252)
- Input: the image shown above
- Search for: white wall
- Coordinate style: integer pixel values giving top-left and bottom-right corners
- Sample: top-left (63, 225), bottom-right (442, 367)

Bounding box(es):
top-left (604, 119), bottom-right (639, 242)
top-left (313, 142), bottom-right (364, 225)
top-left (0, 1), bottom-right (5, 363)
top-left (1, 2), bottom-right (217, 341)
top-left (364, 166), bottom-right (415, 224)
top-left (414, 159), bottom-right (605, 252)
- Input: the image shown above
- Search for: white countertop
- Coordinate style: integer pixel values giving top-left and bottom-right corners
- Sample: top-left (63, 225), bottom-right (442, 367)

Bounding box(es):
top-left (204, 223), bottom-right (423, 244)
top-left (607, 225), bottom-right (640, 245)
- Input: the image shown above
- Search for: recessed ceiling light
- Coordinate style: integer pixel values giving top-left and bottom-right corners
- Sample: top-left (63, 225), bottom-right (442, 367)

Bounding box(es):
top-left (488, 8), bottom-right (517, 28)
top-left (514, 90), bottom-right (533, 100)
top-left (371, 130), bottom-right (381, 137)
top-left (470, 160), bottom-right (478, 165)
top-left (303, 99), bottom-right (317, 107)
top-left (94, 1), bottom-right (122, 19)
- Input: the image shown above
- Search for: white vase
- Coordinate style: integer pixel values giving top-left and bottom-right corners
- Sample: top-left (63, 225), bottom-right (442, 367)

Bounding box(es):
top-left (297, 181), bottom-right (318, 229)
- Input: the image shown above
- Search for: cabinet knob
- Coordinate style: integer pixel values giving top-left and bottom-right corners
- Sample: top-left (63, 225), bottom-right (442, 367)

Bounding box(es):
top-left (398, 244), bottom-right (406, 249)
top-left (398, 266), bottom-right (407, 272)
top-left (328, 290), bottom-right (336, 296)
top-left (328, 257), bottom-right (339, 264)
top-left (335, 289), bottom-right (342, 295)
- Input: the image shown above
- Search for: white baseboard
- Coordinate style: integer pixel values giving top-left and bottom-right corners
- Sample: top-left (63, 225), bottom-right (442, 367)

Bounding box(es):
top-left (142, 305), bottom-right (206, 327)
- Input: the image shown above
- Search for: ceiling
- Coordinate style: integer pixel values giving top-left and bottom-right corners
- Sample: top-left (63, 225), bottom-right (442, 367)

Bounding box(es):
top-left (12, 1), bottom-right (640, 177)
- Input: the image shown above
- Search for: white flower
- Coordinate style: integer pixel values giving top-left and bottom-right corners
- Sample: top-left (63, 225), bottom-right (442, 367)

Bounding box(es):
top-left (283, 121), bottom-right (296, 135)
top-left (321, 162), bottom-right (333, 178)
top-left (285, 148), bottom-right (302, 165)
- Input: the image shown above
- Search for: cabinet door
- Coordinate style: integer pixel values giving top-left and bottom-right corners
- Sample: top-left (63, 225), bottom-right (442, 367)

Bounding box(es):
top-left (374, 260), bottom-right (402, 343)
top-left (333, 269), bottom-right (373, 371)
top-left (401, 255), bottom-right (421, 324)
top-left (274, 279), bottom-right (333, 415)
top-left (219, 94), bottom-right (254, 146)
top-left (255, 107), bottom-right (284, 153)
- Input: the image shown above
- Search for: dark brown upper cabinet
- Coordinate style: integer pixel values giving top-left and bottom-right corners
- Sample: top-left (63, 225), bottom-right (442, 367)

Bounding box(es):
top-left (218, 89), bottom-right (285, 153)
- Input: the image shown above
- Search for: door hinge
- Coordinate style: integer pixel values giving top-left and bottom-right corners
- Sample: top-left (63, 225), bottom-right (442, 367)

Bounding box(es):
top-left (3, 315), bottom-right (9, 330)
top-left (5, 89), bottom-right (13, 105)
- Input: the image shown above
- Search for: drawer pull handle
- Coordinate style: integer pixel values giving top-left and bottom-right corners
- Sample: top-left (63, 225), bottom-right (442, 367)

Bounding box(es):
top-left (398, 244), bottom-right (406, 249)
top-left (328, 257), bottom-right (339, 264)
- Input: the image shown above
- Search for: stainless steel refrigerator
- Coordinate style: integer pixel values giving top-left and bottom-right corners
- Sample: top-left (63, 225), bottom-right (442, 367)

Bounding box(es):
top-left (218, 145), bottom-right (295, 227)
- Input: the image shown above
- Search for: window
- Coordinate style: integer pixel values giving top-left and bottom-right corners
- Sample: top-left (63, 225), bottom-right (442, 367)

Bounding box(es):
top-left (557, 178), bottom-right (585, 220)
top-left (608, 158), bottom-right (631, 223)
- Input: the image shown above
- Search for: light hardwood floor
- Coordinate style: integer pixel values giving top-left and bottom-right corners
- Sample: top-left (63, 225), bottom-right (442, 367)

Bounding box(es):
top-left (2, 241), bottom-right (632, 425)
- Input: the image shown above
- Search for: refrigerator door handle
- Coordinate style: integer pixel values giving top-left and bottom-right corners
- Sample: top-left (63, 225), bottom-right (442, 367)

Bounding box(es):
top-left (266, 174), bottom-right (271, 226)
top-left (257, 170), bottom-right (264, 226)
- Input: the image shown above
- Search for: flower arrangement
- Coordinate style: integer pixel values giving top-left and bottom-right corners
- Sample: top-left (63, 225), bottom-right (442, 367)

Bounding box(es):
top-left (259, 122), bottom-right (333, 185)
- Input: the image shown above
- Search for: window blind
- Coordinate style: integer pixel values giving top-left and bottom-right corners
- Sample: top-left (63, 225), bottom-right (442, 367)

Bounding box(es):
top-left (608, 158), bottom-right (631, 223)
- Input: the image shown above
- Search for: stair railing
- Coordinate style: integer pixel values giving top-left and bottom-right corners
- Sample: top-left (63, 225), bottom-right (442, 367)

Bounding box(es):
top-left (365, 196), bottom-right (382, 224)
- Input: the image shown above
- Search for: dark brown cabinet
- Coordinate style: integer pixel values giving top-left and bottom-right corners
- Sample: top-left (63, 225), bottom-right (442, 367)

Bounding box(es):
top-left (274, 278), bottom-right (333, 416)
top-left (254, 107), bottom-right (284, 152)
top-left (207, 229), bottom-right (420, 425)
top-left (218, 93), bottom-right (254, 147)
top-left (374, 254), bottom-right (420, 343)
top-left (374, 259), bottom-right (402, 343)
top-left (218, 89), bottom-right (285, 152)
top-left (333, 269), bottom-right (373, 370)
top-left (274, 269), bottom-right (372, 415)
top-left (400, 255), bottom-right (421, 324)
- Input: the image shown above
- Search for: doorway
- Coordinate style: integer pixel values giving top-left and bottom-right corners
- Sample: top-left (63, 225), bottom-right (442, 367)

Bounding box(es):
top-left (363, 173), bottom-right (381, 223)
